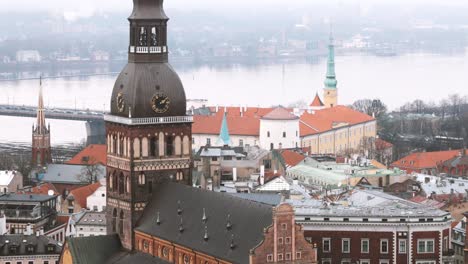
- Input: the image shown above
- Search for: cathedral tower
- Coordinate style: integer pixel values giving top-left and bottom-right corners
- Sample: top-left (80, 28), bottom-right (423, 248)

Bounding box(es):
top-left (105, 0), bottom-right (192, 250)
top-left (323, 33), bottom-right (338, 108)
top-left (32, 78), bottom-right (51, 167)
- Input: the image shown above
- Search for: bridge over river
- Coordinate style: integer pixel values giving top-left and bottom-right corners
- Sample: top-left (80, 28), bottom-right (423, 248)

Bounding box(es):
top-left (0, 104), bottom-right (106, 145)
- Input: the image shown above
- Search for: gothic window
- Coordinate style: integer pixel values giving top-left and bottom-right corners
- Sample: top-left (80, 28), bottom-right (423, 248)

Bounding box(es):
top-left (150, 27), bottom-right (158, 46)
top-left (119, 137), bottom-right (124, 156)
top-left (150, 137), bottom-right (159, 157)
top-left (176, 171), bottom-right (184, 181)
top-left (139, 27), bottom-right (148, 46)
top-left (112, 208), bottom-right (117, 233)
top-left (133, 138), bottom-right (141, 158)
top-left (166, 136), bottom-right (174, 156)
top-left (113, 135), bottom-right (118, 155)
top-left (118, 173), bottom-right (125, 195)
top-left (175, 136), bottom-right (182, 156)
top-left (109, 173), bottom-right (113, 190)
top-left (182, 136), bottom-right (190, 155)
top-left (138, 173), bottom-right (146, 185)
top-left (141, 137), bottom-right (149, 157)
top-left (119, 210), bottom-right (124, 237)
top-left (126, 176), bottom-right (131, 193)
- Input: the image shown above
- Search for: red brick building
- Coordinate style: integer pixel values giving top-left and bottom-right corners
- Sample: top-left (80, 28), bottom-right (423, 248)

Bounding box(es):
top-left (32, 78), bottom-right (52, 167)
top-left (437, 150), bottom-right (468, 177)
top-left (291, 189), bottom-right (453, 264)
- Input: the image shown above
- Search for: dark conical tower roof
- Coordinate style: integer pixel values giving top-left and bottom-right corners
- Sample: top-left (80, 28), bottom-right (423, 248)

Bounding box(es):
top-left (109, 0), bottom-right (186, 119)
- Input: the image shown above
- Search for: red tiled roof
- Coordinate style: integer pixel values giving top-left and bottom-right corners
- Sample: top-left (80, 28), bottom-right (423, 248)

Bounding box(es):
top-left (28, 183), bottom-right (59, 195)
top-left (376, 138), bottom-right (393, 150)
top-left (66, 144), bottom-right (107, 166)
top-left (262, 107), bottom-right (298, 120)
top-left (451, 221), bottom-right (460, 229)
top-left (300, 105), bottom-right (375, 137)
top-left (280, 150), bottom-right (305, 167)
top-left (310, 94), bottom-right (324, 107)
top-left (193, 105), bottom-right (374, 137)
top-left (57, 215), bottom-right (70, 226)
top-left (69, 182), bottom-right (101, 209)
top-left (391, 149), bottom-right (466, 170)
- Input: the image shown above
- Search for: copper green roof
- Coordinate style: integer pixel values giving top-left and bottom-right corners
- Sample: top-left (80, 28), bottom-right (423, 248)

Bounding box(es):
top-left (324, 35), bottom-right (337, 89)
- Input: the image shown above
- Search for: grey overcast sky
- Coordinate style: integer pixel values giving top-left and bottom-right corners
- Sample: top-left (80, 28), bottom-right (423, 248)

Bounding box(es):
top-left (3, 0), bottom-right (468, 12)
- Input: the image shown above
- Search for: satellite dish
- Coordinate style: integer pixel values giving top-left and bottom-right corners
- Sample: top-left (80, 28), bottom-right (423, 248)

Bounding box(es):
top-left (47, 190), bottom-right (54, 196)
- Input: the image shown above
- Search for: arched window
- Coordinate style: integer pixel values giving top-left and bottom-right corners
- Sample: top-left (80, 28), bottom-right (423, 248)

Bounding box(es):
top-left (126, 176), bottom-right (131, 194)
top-left (150, 27), bottom-right (158, 46)
top-left (166, 136), bottom-right (174, 156)
top-left (175, 136), bottom-right (182, 156)
top-left (150, 137), bottom-right (159, 157)
top-left (159, 132), bottom-right (165, 157)
top-left (138, 173), bottom-right (146, 185)
top-left (182, 136), bottom-right (190, 155)
top-left (176, 171), bottom-right (184, 181)
top-left (119, 137), bottom-right (124, 156)
top-left (133, 138), bottom-right (141, 158)
top-left (109, 173), bottom-right (113, 191)
top-left (139, 27), bottom-right (147, 46)
top-left (118, 173), bottom-right (125, 195)
top-left (119, 210), bottom-right (124, 237)
top-left (112, 208), bottom-right (117, 233)
top-left (141, 137), bottom-right (149, 157)
top-left (112, 135), bottom-right (118, 155)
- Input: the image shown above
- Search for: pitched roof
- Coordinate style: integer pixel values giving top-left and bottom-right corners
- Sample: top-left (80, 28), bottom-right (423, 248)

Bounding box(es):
top-left (135, 183), bottom-right (273, 264)
top-left (280, 150), bottom-right (306, 167)
top-left (39, 164), bottom-right (106, 184)
top-left (376, 138), bottom-right (393, 150)
top-left (441, 153), bottom-right (468, 168)
top-left (108, 252), bottom-right (170, 264)
top-left (300, 105), bottom-right (375, 137)
top-left (0, 234), bottom-right (61, 256)
top-left (391, 149), bottom-right (466, 170)
top-left (261, 107), bottom-right (299, 120)
top-left (66, 145), bottom-right (107, 166)
top-left (68, 182), bottom-right (101, 209)
top-left (0, 171), bottom-right (19, 186)
top-left (67, 234), bottom-right (122, 264)
top-left (27, 183), bottom-right (59, 196)
top-left (309, 93), bottom-right (324, 107)
top-left (76, 211), bottom-right (106, 226)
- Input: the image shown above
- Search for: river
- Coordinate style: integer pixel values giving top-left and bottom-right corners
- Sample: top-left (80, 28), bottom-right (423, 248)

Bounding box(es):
top-left (1, 52), bottom-right (467, 146)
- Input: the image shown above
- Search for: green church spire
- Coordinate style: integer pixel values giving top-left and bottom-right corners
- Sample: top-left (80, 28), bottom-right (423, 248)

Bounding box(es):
top-left (217, 112), bottom-right (231, 146)
top-left (324, 32), bottom-right (337, 89)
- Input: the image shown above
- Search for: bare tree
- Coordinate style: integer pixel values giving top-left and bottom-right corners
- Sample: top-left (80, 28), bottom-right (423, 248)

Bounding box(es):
top-left (351, 99), bottom-right (387, 118)
top-left (77, 157), bottom-right (103, 184)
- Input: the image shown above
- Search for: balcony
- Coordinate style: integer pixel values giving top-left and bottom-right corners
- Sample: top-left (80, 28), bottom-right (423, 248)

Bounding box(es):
top-left (129, 46), bottom-right (167, 54)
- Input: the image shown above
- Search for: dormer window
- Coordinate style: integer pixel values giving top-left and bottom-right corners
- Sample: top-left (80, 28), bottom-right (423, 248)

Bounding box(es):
top-left (9, 245), bottom-right (18, 254)
top-left (47, 244), bottom-right (56, 253)
top-left (26, 244), bottom-right (35, 254)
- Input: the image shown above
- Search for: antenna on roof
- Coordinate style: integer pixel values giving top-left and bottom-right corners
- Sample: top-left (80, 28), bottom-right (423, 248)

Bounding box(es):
top-left (203, 225), bottom-right (209, 241)
top-left (226, 214), bottom-right (232, 230)
top-left (202, 208), bottom-right (207, 223)
top-left (230, 234), bottom-right (236, 249)
top-left (156, 211), bottom-right (161, 225)
top-left (179, 217), bottom-right (184, 233)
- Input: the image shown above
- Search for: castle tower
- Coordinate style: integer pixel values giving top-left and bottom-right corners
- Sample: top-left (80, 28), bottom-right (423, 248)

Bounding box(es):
top-left (32, 78), bottom-right (51, 167)
top-left (323, 32), bottom-right (338, 108)
top-left (105, 0), bottom-right (192, 250)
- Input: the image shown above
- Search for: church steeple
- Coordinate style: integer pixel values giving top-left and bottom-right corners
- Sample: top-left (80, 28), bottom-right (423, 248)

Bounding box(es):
top-left (32, 77), bottom-right (51, 167)
top-left (323, 30), bottom-right (338, 108)
top-left (217, 113), bottom-right (231, 146)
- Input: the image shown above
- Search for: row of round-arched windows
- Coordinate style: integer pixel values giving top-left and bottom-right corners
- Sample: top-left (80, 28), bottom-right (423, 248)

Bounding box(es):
top-left (109, 172), bottom-right (131, 195)
top-left (107, 134), bottom-right (191, 158)
top-left (130, 26), bottom-right (166, 47)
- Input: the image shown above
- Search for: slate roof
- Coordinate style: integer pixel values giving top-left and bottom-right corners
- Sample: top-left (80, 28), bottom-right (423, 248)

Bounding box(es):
top-left (0, 234), bottom-right (61, 256)
top-left (227, 192), bottom-right (282, 206)
top-left (108, 252), bottom-right (170, 264)
top-left (135, 183), bottom-right (273, 264)
top-left (66, 144), bottom-right (107, 166)
top-left (40, 164), bottom-right (106, 184)
top-left (262, 107), bottom-right (299, 120)
top-left (76, 211), bottom-right (106, 226)
top-left (67, 234), bottom-right (122, 264)
top-left (0, 193), bottom-right (56, 203)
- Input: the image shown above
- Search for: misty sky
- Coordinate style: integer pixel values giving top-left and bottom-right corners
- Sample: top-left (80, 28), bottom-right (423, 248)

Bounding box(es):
top-left (4, 0), bottom-right (468, 12)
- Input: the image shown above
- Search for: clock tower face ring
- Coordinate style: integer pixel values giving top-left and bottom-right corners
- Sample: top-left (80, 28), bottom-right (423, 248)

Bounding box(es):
top-left (151, 94), bottom-right (170, 114)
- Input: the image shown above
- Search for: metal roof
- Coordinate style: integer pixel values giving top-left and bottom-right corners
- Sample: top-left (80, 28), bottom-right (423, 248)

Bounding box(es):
top-left (40, 164), bottom-right (105, 184)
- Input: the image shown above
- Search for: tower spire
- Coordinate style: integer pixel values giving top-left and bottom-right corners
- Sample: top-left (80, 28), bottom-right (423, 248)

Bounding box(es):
top-left (217, 113), bottom-right (231, 146)
top-left (324, 30), bottom-right (337, 89)
top-left (36, 76), bottom-right (46, 134)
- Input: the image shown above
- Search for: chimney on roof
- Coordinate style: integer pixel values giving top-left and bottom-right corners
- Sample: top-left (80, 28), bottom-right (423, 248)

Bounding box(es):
top-left (233, 168), bottom-right (237, 182)
top-left (156, 212), bottom-right (161, 225)
top-left (260, 166), bottom-right (265, 185)
top-left (202, 208), bottom-right (207, 223)
top-left (179, 217), bottom-right (184, 233)
top-left (203, 226), bottom-right (209, 241)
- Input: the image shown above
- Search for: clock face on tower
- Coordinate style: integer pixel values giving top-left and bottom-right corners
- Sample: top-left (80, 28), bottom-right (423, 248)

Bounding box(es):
top-left (116, 92), bottom-right (125, 113)
top-left (151, 94), bottom-right (170, 113)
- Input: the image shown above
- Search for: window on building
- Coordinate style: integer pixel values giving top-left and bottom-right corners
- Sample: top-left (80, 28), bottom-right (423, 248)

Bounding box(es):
top-left (267, 254), bottom-right (273, 262)
top-left (285, 253), bottom-right (291, 260)
top-left (285, 237), bottom-right (291, 244)
top-left (399, 239), bottom-right (407, 254)
top-left (342, 238), bottom-right (350, 253)
top-left (361, 239), bottom-right (369, 253)
top-left (263, 159), bottom-right (272, 169)
top-left (278, 237), bottom-right (283, 245)
top-left (281, 223), bottom-right (287, 230)
top-left (267, 131), bottom-right (271, 138)
top-left (415, 262), bottom-right (436, 264)
top-left (323, 238), bottom-right (331, 253)
top-left (380, 239), bottom-right (389, 254)
top-left (322, 260), bottom-right (331, 264)
top-left (360, 260), bottom-right (370, 264)
top-left (283, 132), bottom-right (286, 138)
top-left (379, 260), bottom-right (390, 264)
top-left (277, 254), bottom-right (283, 261)
top-left (296, 252), bottom-right (302, 259)
top-left (206, 138), bottom-right (211, 146)
top-left (418, 239), bottom-right (435, 253)
top-left (239, 139), bottom-right (243, 147)
top-left (44, 261), bottom-right (49, 264)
